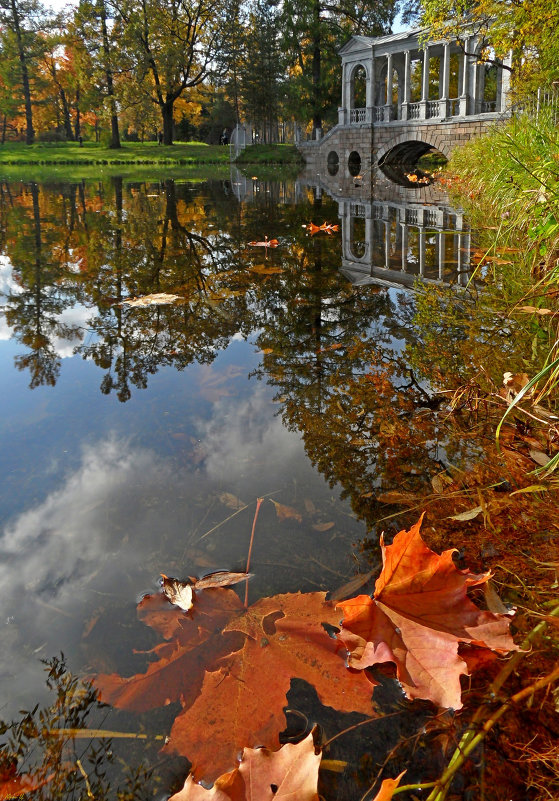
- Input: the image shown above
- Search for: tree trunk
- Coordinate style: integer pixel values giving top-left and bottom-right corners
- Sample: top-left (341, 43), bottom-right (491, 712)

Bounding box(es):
top-left (100, 0), bottom-right (120, 148)
top-left (311, 0), bottom-right (321, 135)
top-left (162, 102), bottom-right (174, 145)
top-left (11, 0), bottom-right (35, 144)
top-left (74, 84), bottom-right (81, 140)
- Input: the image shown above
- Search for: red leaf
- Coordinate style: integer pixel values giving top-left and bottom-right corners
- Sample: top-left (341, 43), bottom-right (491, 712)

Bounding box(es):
top-left (337, 514), bottom-right (517, 709)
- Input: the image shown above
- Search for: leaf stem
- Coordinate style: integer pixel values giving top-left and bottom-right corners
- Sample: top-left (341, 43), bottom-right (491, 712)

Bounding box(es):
top-left (244, 498), bottom-right (263, 609)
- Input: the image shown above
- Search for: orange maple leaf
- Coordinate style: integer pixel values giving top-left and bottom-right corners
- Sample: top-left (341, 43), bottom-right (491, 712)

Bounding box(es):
top-left (336, 514), bottom-right (517, 709)
top-left (95, 589), bottom-right (375, 783)
top-left (169, 731), bottom-right (320, 800)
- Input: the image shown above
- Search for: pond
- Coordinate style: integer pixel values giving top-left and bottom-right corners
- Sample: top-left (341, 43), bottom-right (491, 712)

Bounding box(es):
top-left (0, 168), bottom-right (552, 800)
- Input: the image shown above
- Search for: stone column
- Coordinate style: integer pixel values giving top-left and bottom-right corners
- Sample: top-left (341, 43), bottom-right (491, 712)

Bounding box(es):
top-left (419, 228), bottom-right (426, 276)
top-left (459, 37), bottom-right (470, 116)
top-left (339, 62), bottom-right (348, 124)
top-left (384, 221), bottom-right (390, 269)
top-left (470, 42), bottom-right (479, 115)
top-left (440, 42), bottom-right (450, 117)
top-left (420, 46), bottom-right (430, 119)
top-left (498, 51), bottom-right (513, 112)
top-left (402, 49), bottom-right (411, 120)
top-left (366, 54), bottom-right (375, 124)
top-left (384, 53), bottom-right (393, 122)
top-left (401, 225), bottom-right (408, 271)
top-left (438, 231), bottom-right (445, 280)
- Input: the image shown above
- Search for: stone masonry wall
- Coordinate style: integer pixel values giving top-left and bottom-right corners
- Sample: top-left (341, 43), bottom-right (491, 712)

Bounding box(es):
top-left (298, 116), bottom-right (498, 184)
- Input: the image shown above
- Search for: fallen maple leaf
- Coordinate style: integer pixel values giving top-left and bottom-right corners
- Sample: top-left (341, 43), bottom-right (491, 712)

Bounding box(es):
top-left (337, 514), bottom-right (517, 709)
top-left (95, 589), bottom-right (375, 783)
top-left (120, 292), bottom-right (182, 306)
top-left (164, 592), bottom-right (375, 782)
top-left (169, 731), bottom-right (320, 800)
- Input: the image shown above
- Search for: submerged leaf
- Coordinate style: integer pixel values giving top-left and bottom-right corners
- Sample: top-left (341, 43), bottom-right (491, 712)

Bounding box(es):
top-left (194, 571), bottom-right (252, 590)
top-left (269, 499), bottom-right (302, 522)
top-left (449, 505), bottom-right (483, 521)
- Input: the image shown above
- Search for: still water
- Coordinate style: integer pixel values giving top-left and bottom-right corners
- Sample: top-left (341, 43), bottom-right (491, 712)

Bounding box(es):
top-left (0, 169), bottom-right (475, 798)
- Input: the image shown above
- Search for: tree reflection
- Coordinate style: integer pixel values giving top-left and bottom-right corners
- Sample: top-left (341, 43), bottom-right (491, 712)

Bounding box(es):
top-left (0, 656), bottom-right (153, 801)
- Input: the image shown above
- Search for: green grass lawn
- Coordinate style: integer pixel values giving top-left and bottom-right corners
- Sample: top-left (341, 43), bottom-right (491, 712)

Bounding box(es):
top-left (0, 141), bottom-right (231, 165)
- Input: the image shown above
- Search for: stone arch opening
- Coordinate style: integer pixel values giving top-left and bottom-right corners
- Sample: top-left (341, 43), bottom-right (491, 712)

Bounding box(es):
top-left (379, 140), bottom-right (448, 170)
top-left (327, 151), bottom-right (339, 175)
top-left (350, 63), bottom-right (367, 109)
top-left (348, 150), bottom-right (362, 176)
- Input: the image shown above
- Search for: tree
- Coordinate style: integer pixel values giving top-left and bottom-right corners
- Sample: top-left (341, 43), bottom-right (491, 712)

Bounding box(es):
top-left (73, 0), bottom-right (121, 148)
top-left (0, 0), bottom-right (49, 144)
top-left (418, 0), bottom-right (559, 91)
top-left (239, 0), bottom-right (286, 142)
top-left (111, 0), bottom-right (235, 145)
top-left (279, 0), bottom-right (396, 134)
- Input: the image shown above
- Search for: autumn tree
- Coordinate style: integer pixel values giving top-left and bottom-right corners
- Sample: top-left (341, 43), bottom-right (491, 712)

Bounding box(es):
top-left (418, 0), bottom-right (559, 90)
top-left (73, 0), bottom-right (122, 147)
top-left (0, 0), bottom-right (49, 143)
top-left (110, 0), bottom-right (236, 145)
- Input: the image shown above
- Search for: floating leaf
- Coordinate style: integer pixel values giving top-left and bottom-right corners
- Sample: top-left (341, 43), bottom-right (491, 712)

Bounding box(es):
top-left (269, 499), bottom-right (302, 523)
top-left (160, 575), bottom-right (194, 611)
top-left (194, 571), bottom-right (252, 591)
top-left (169, 731), bottom-right (320, 800)
top-left (95, 590), bottom-right (375, 783)
top-left (120, 292), bottom-right (182, 306)
top-left (377, 491), bottom-right (417, 505)
top-left (337, 514), bottom-right (517, 709)
top-left (449, 505), bottom-right (483, 521)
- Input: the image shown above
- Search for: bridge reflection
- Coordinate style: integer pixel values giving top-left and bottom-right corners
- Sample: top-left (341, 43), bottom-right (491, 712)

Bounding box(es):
top-left (296, 169), bottom-right (471, 289)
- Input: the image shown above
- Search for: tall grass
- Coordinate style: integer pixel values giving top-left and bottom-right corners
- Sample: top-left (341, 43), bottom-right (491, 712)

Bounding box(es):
top-left (448, 110), bottom-right (559, 464)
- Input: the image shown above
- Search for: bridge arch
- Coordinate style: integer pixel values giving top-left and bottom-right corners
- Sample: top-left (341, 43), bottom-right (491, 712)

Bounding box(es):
top-left (348, 62), bottom-right (369, 110)
top-left (377, 131), bottom-right (451, 167)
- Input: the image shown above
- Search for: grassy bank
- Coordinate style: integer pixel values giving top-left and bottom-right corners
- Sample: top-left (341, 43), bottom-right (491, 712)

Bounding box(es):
top-left (0, 141), bottom-right (303, 168)
top-left (448, 112), bottom-right (559, 275)
top-left (0, 141), bottom-right (231, 167)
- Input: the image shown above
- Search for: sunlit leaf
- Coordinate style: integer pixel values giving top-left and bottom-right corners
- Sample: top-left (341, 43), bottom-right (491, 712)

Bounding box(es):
top-left (169, 731), bottom-right (320, 800)
top-left (160, 575), bottom-right (194, 611)
top-left (337, 514), bottom-right (517, 709)
top-left (370, 772), bottom-right (406, 801)
top-left (120, 292), bottom-right (182, 306)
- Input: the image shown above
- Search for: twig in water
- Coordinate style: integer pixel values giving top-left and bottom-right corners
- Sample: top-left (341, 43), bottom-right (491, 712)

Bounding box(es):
top-left (245, 498), bottom-right (263, 609)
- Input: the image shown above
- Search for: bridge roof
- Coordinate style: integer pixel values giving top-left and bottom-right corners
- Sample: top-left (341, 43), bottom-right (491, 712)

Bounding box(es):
top-left (339, 26), bottom-right (430, 56)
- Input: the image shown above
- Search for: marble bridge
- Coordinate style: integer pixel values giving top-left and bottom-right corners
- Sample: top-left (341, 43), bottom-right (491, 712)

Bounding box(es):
top-left (298, 27), bottom-right (511, 179)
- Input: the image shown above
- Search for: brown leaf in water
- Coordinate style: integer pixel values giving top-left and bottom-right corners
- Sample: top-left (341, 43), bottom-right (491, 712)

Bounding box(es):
top-left (194, 571), bottom-right (252, 590)
top-left (311, 521), bottom-right (335, 532)
top-left (218, 492), bottom-right (247, 510)
top-left (167, 592), bottom-right (375, 782)
top-left (94, 589), bottom-right (375, 783)
top-left (329, 571), bottom-right (375, 602)
top-left (169, 731), bottom-right (320, 800)
top-left (377, 491), bottom-right (417, 505)
top-left (269, 499), bottom-right (302, 523)
top-left (0, 762), bottom-right (52, 800)
top-left (516, 305), bottom-right (554, 316)
top-left (337, 514), bottom-right (517, 709)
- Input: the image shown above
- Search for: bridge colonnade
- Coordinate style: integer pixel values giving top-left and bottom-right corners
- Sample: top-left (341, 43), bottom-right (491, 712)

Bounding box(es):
top-left (338, 29), bottom-right (512, 127)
